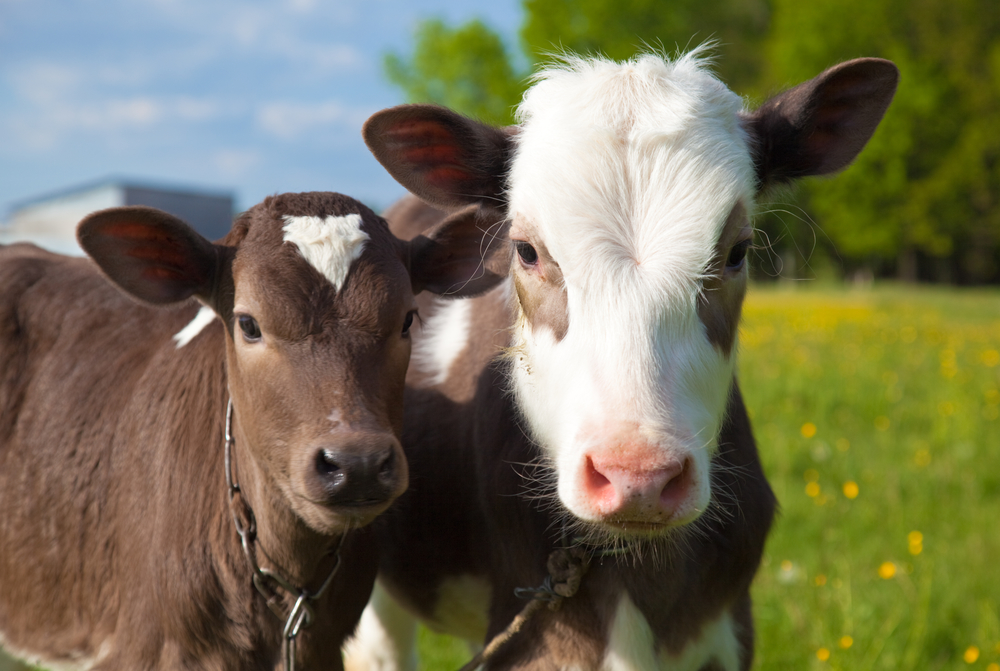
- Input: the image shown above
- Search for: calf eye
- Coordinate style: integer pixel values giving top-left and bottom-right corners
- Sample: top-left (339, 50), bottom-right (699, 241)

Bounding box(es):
top-left (726, 240), bottom-right (751, 271)
top-left (238, 315), bottom-right (262, 342)
top-left (402, 310), bottom-right (417, 337)
top-left (515, 241), bottom-right (539, 266)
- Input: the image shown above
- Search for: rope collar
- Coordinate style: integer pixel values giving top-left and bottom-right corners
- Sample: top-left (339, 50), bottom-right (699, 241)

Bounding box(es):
top-left (224, 399), bottom-right (345, 671)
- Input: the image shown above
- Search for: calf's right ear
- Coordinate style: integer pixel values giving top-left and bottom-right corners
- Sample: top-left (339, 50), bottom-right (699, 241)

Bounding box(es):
top-left (77, 206), bottom-right (221, 305)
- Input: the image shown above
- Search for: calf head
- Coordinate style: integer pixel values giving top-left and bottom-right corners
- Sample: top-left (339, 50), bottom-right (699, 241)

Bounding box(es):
top-left (78, 191), bottom-right (497, 536)
top-left (365, 54), bottom-right (898, 540)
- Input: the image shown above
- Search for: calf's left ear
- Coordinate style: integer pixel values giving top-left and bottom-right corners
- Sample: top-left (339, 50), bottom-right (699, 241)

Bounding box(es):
top-left (78, 206), bottom-right (221, 305)
top-left (406, 204), bottom-right (510, 297)
top-left (745, 58), bottom-right (900, 190)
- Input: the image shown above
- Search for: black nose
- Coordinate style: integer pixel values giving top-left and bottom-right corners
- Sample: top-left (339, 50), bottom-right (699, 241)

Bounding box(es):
top-left (313, 438), bottom-right (401, 507)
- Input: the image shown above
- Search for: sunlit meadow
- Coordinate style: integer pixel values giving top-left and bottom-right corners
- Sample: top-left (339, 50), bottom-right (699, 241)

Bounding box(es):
top-left (414, 284), bottom-right (1000, 670)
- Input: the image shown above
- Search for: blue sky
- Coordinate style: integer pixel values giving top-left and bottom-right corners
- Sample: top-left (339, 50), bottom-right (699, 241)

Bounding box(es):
top-left (0, 0), bottom-right (523, 217)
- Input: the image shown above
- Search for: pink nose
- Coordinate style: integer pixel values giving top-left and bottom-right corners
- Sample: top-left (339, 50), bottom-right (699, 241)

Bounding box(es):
top-left (582, 452), bottom-right (693, 524)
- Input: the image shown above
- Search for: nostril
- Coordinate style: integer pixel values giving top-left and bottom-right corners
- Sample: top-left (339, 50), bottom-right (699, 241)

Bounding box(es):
top-left (377, 448), bottom-right (395, 486)
top-left (658, 458), bottom-right (692, 510)
top-left (316, 450), bottom-right (347, 488)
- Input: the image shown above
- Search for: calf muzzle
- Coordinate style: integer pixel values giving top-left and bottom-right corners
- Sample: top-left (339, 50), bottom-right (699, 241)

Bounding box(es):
top-left (312, 435), bottom-right (404, 508)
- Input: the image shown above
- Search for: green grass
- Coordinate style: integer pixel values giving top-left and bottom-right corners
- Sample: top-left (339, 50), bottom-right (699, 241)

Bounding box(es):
top-left (414, 283), bottom-right (1000, 670)
top-left (743, 284), bottom-right (1000, 670)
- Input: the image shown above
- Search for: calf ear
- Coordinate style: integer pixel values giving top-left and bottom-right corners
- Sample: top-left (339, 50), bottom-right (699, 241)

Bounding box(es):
top-left (364, 104), bottom-right (514, 210)
top-left (407, 204), bottom-right (510, 297)
top-left (77, 206), bottom-right (219, 305)
top-left (745, 58), bottom-right (899, 190)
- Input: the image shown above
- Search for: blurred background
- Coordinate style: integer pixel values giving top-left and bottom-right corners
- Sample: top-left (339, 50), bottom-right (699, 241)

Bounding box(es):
top-left (3, 0), bottom-right (1000, 284)
top-left (2, 1), bottom-right (998, 670)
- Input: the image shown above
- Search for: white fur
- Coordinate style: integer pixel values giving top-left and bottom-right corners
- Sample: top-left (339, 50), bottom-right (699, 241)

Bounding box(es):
top-left (282, 213), bottom-right (369, 291)
top-left (172, 306), bottom-right (216, 349)
top-left (343, 582), bottom-right (418, 671)
top-left (506, 51), bottom-right (755, 529)
top-left (413, 298), bottom-right (473, 386)
top-left (602, 596), bottom-right (741, 671)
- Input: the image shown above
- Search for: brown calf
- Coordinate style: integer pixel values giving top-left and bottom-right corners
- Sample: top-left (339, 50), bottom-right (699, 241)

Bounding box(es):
top-left (346, 54), bottom-right (898, 669)
top-left (0, 191), bottom-right (494, 670)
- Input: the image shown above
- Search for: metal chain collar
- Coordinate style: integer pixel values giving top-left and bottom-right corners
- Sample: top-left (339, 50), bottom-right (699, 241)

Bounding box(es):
top-left (224, 399), bottom-right (346, 671)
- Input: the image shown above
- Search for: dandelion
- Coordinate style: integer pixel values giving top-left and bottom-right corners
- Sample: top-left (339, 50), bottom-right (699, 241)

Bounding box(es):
top-left (816, 647), bottom-right (831, 661)
top-left (908, 531), bottom-right (923, 555)
top-left (806, 482), bottom-right (821, 498)
top-left (801, 422), bottom-right (817, 438)
top-left (843, 481), bottom-right (859, 499)
top-left (986, 664), bottom-right (998, 671)
top-left (878, 562), bottom-right (896, 579)
top-left (963, 646), bottom-right (979, 664)
top-left (839, 636), bottom-right (853, 649)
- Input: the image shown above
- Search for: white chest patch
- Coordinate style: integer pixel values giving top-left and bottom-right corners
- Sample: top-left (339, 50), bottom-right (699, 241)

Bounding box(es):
top-left (414, 298), bottom-right (473, 386)
top-left (282, 213), bottom-right (369, 291)
top-left (172, 305), bottom-right (216, 348)
top-left (602, 596), bottom-right (741, 671)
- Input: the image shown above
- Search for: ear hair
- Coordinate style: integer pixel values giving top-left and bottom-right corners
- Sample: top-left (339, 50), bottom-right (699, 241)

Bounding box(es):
top-left (364, 104), bottom-right (515, 210)
top-left (745, 58), bottom-right (899, 190)
top-left (407, 204), bottom-right (510, 297)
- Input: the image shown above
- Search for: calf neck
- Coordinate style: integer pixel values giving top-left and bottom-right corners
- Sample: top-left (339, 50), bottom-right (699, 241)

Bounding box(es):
top-left (348, 52), bottom-right (898, 670)
top-left (0, 191), bottom-right (495, 670)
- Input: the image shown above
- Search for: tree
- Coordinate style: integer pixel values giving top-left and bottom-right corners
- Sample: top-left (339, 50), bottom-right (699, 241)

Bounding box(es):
top-left (762, 0), bottom-right (1000, 282)
top-left (383, 19), bottom-right (526, 126)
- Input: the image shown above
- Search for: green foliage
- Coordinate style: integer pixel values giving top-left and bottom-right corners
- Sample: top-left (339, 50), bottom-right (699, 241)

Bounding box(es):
top-left (383, 18), bottom-right (526, 125)
top-left (383, 0), bottom-right (1000, 282)
top-left (520, 0), bottom-right (770, 90)
top-left (762, 0), bottom-right (1000, 281)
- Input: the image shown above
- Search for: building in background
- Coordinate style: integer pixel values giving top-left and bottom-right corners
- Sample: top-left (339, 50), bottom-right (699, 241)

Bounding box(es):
top-left (0, 179), bottom-right (235, 255)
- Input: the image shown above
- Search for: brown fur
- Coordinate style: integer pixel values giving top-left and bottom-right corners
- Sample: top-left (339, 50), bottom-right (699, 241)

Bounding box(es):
top-left (0, 191), bottom-right (497, 671)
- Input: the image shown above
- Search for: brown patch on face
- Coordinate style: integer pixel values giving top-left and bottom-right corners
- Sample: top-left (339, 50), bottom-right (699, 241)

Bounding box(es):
top-left (510, 217), bottom-right (570, 342)
top-left (698, 203), bottom-right (751, 356)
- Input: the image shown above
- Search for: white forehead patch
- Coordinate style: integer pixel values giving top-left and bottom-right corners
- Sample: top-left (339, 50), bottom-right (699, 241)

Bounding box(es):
top-left (282, 213), bottom-right (370, 291)
top-left (173, 305), bottom-right (217, 349)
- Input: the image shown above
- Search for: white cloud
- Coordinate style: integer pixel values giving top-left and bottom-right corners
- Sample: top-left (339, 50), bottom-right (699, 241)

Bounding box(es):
top-left (256, 100), bottom-right (369, 140)
top-left (213, 148), bottom-right (263, 178)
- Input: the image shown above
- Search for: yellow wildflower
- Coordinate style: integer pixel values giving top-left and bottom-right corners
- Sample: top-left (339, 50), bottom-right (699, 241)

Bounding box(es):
top-left (839, 636), bottom-right (853, 649)
top-left (843, 481), bottom-right (859, 499)
top-left (801, 422), bottom-right (817, 438)
top-left (963, 646), bottom-right (979, 664)
top-left (878, 562), bottom-right (896, 579)
top-left (816, 647), bottom-right (831, 661)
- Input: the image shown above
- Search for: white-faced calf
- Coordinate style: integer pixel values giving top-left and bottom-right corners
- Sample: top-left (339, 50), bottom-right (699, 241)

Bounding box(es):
top-left (0, 191), bottom-right (494, 670)
top-left (346, 53), bottom-right (898, 670)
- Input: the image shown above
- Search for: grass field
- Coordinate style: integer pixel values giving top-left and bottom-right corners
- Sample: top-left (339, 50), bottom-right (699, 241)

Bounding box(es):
top-left (416, 283), bottom-right (1000, 670)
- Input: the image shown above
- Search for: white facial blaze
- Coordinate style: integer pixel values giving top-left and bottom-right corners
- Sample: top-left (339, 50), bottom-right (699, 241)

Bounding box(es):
top-left (282, 213), bottom-right (369, 291)
top-left (506, 51), bottom-right (756, 529)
